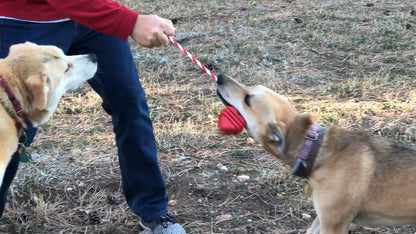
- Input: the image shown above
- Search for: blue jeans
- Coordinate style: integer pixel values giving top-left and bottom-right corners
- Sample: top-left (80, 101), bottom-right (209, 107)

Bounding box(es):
top-left (0, 19), bottom-right (168, 222)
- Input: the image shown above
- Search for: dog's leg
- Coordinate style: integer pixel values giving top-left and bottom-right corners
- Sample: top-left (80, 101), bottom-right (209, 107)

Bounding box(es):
top-left (0, 144), bottom-right (17, 188)
top-left (0, 110), bottom-right (20, 188)
top-left (0, 152), bottom-right (16, 188)
top-left (312, 191), bottom-right (355, 234)
top-left (306, 217), bottom-right (320, 234)
top-left (313, 205), bottom-right (353, 234)
top-left (319, 221), bottom-right (350, 234)
top-left (306, 212), bottom-right (351, 234)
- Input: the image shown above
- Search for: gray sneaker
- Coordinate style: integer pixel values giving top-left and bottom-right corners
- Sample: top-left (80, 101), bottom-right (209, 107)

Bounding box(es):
top-left (140, 214), bottom-right (186, 234)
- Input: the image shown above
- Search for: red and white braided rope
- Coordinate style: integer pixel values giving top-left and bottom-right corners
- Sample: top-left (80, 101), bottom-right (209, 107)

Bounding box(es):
top-left (169, 36), bottom-right (217, 81)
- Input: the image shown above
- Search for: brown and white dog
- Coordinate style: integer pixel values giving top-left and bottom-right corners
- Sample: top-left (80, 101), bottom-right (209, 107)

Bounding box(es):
top-left (216, 74), bottom-right (416, 234)
top-left (0, 42), bottom-right (97, 187)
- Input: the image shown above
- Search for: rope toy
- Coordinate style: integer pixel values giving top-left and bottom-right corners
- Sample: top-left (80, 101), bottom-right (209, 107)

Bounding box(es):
top-left (169, 36), bottom-right (246, 135)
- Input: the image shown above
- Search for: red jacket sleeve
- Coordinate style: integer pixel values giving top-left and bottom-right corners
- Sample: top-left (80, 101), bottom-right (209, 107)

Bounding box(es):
top-left (46, 0), bottom-right (138, 41)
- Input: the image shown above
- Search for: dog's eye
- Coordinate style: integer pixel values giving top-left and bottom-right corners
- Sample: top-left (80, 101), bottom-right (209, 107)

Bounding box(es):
top-left (65, 63), bottom-right (72, 73)
top-left (244, 94), bottom-right (251, 107)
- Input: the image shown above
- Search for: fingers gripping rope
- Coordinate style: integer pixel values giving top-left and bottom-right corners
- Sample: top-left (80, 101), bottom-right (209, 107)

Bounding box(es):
top-left (168, 36), bottom-right (217, 81)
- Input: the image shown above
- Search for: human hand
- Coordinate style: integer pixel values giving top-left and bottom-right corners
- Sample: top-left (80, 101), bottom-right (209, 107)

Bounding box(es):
top-left (131, 14), bottom-right (176, 48)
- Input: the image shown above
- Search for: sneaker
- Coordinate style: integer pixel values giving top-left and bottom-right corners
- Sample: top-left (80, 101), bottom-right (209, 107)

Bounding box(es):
top-left (140, 213), bottom-right (186, 234)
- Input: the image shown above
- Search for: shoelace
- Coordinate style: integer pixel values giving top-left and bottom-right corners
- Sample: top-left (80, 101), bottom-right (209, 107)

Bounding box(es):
top-left (158, 214), bottom-right (177, 228)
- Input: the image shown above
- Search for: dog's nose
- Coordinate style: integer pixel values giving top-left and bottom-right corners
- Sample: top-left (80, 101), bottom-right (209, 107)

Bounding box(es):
top-left (217, 73), bottom-right (226, 85)
top-left (88, 54), bottom-right (97, 63)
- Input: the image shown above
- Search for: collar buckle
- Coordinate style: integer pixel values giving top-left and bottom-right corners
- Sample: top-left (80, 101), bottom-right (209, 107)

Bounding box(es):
top-left (292, 158), bottom-right (309, 177)
top-left (305, 130), bottom-right (319, 141)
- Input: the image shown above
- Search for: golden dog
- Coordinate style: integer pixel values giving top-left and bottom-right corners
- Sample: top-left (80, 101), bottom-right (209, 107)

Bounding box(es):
top-left (216, 74), bottom-right (416, 234)
top-left (0, 42), bottom-right (97, 187)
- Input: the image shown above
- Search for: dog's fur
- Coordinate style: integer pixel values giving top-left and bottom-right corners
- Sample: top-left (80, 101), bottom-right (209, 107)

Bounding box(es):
top-left (216, 74), bottom-right (416, 234)
top-left (0, 42), bottom-right (97, 186)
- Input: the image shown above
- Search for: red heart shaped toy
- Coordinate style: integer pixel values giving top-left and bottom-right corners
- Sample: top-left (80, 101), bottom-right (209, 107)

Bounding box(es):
top-left (217, 106), bottom-right (246, 135)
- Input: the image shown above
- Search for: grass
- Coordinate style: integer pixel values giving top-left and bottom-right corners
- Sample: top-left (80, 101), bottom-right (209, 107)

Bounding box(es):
top-left (2, 0), bottom-right (416, 233)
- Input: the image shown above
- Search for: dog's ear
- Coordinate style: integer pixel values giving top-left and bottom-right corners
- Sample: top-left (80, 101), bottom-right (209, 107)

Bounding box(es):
top-left (26, 72), bottom-right (48, 110)
top-left (265, 114), bottom-right (313, 157)
top-left (291, 113), bottom-right (314, 134)
top-left (266, 123), bottom-right (286, 155)
top-left (285, 113), bottom-right (313, 151)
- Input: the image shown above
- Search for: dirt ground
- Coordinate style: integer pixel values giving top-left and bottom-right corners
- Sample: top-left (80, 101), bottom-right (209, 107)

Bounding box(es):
top-left (1, 0), bottom-right (416, 233)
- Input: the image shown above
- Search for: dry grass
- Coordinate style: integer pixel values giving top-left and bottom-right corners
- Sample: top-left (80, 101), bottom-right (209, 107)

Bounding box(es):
top-left (1, 0), bottom-right (416, 233)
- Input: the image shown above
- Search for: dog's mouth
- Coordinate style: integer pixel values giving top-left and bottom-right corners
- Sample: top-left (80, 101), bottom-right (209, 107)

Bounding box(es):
top-left (216, 89), bottom-right (232, 107)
